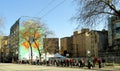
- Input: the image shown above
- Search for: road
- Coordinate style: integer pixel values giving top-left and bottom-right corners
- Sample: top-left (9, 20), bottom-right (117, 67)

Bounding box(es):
top-left (0, 63), bottom-right (119, 71)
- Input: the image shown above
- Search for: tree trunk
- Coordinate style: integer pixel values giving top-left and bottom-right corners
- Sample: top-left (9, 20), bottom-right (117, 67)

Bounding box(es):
top-left (34, 41), bottom-right (41, 62)
top-left (28, 42), bottom-right (33, 64)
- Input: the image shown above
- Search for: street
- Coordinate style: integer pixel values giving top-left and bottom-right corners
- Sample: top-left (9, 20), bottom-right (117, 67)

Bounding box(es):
top-left (0, 63), bottom-right (119, 71)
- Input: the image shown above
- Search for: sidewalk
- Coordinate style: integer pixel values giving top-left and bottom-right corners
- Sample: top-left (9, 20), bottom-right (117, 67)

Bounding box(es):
top-left (93, 65), bottom-right (120, 71)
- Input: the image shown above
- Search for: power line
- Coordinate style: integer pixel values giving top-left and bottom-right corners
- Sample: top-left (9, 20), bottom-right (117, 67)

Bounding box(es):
top-left (34, 0), bottom-right (55, 17)
top-left (40, 0), bottom-right (66, 19)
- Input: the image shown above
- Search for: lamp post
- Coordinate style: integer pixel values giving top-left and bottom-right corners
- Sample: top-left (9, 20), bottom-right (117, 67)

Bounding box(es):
top-left (44, 34), bottom-right (47, 61)
top-left (75, 35), bottom-right (78, 57)
top-left (29, 36), bottom-right (33, 64)
top-left (15, 51), bottom-right (18, 63)
top-left (76, 44), bottom-right (78, 57)
top-left (87, 50), bottom-right (91, 57)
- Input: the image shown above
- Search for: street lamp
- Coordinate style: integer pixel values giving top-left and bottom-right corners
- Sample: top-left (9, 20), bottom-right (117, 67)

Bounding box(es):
top-left (87, 50), bottom-right (91, 57)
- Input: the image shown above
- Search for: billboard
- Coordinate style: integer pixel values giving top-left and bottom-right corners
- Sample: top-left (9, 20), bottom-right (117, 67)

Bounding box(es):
top-left (18, 17), bottom-right (43, 61)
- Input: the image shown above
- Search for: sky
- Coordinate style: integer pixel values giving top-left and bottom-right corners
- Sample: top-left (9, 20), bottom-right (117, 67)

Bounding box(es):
top-left (0, 0), bottom-right (78, 38)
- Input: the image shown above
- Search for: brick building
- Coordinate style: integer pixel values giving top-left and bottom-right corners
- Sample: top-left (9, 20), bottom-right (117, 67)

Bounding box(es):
top-left (60, 29), bottom-right (108, 58)
top-left (43, 38), bottom-right (59, 54)
top-left (60, 37), bottom-right (72, 57)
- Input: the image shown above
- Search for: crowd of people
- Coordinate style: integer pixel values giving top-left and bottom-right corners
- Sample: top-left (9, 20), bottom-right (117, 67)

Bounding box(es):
top-left (42, 57), bottom-right (105, 69)
top-left (18, 57), bottom-right (106, 69)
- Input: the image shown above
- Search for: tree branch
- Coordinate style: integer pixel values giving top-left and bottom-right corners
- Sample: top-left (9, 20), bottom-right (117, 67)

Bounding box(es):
top-left (102, 0), bottom-right (119, 16)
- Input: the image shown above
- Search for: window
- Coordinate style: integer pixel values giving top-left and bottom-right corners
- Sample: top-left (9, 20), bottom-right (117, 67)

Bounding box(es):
top-left (115, 22), bottom-right (120, 29)
top-left (116, 27), bottom-right (120, 34)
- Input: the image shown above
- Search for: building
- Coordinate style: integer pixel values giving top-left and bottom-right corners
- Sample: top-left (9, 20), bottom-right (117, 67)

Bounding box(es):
top-left (108, 16), bottom-right (120, 56)
top-left (43, 38), bottom-right (59, 54)
top-left (60, 37), bottom-right (72, 57)
top-left (72, 29), bottom-right (91, 57)
top-left (0, 36), bottom-right (10, 62)
top-left (60, 28), bottom-right (108, 58)
top-left (0, 36), bottom-right (3, 62)
top-left (74, 29), bottom-right (108, 57)
top-left (92, 30), bottom-right (108, 57)
top-left (9, 19), bottom-right (19, 63)
top-left (9, 17), bottom-right (44, 63)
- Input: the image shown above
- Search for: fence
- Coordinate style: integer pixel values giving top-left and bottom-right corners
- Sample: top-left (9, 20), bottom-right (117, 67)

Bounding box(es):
top-left (98, 52), bottom-right (120, 63)
top-left (100, 56), bottom-right (120, 63)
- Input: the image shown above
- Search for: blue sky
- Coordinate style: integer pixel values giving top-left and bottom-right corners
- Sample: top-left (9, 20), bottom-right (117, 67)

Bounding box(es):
top-left (0, 0), bottom-right (78, 38)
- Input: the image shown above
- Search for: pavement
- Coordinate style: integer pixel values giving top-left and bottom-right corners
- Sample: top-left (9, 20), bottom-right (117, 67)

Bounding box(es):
top-left (94, 66), bottom-right (120, 71)
top-left (71, 65), bottom-right (120, 71)
top-left (0, 63), bottom-right (119, 71)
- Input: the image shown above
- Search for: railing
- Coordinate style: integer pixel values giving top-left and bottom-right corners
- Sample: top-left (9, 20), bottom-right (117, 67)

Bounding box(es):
top-left (100, 56), bottom-right (120, 63)
top-left (98, 52), bottom-right (120, 63)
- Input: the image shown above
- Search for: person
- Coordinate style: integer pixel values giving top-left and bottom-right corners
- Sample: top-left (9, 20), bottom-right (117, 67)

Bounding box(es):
top-left (81, 58), bottom-right (85, 67)
top-left (47, 60), bottom-right (49, 66)
top-left (93, 57), bottom-right (97, 67)
top-left (78, 59), bottom-right (83, 67)
top-left (66, 59), bottom-right (69, 67)
top-left (35, 56), bottom-right (39, 65)
top-left (87, 57), bottom-right (93, 69)
top-left (78, 59), bottom-right (81, 67)
top-left (102, 58), bottom-right (105, 67)
top-left (70, 58), bottom-right (73, 67)
top-left (98, 59), bottom-right (101, 68)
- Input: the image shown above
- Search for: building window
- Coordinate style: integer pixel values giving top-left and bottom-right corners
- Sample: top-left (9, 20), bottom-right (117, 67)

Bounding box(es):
top-left (116, 27), bottom-right (120, 34)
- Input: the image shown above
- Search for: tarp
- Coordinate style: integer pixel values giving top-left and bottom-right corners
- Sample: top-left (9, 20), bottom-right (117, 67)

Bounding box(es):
top-left (41, 53), bottom-right (66, 61)
top-left (41, 53), bottom-right (54, 61)
top-left (54, 53), bottom-right (66, 58)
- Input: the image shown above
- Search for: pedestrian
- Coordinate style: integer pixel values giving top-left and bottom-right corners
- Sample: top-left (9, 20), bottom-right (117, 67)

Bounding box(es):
top-left (81, 58), bottom-right (84, 67)
top-left (93, 57), bottom-right (97, 67)
top-left (36, 56), bottom-right (39, 65)
top-left (70, 58), bottom-right (73, 67)
top-left (98, 59), bottom-right (101, 68)
top-left (102, 58), bottom-right (105, 67)
top-left (87, 57), bottom-right (93, 69)
top-left (47, 60), bottom-right (49, 66)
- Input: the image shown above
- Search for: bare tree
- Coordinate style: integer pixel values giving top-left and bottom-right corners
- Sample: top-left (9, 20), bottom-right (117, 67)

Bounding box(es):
top-left (0, 17), bottom-right (5, 35)
top-left (0, 17), bottom-right (5, 50)
top-left (44, 38), bottom-right (58, 54)
top-left (19, 18), bottom-right (53, 63)
top-left (41, 23), bottom-right (54, 61)
top-left (74, 0), bottom-right (120, 28)
top-left (19, 19), bottom-right (41, 63)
